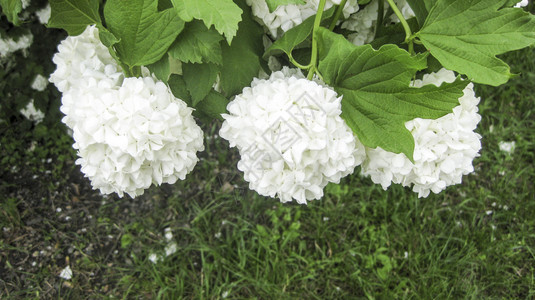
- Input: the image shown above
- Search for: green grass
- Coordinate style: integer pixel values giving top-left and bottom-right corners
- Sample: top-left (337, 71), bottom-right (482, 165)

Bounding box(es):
top-left (2, 17), bottom-right (535, 300)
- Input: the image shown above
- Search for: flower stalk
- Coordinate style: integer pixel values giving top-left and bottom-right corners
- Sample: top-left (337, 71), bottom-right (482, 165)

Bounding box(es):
top-left (307, 0), bottom-right (327, 80)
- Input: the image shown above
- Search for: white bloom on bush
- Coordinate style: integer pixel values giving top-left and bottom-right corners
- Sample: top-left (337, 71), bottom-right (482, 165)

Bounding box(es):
top-left (360, 69), bottom-right (482, 198)
top-left (49, 25), bottom-right (122, 93)
top-left (35, 4), bottom-right (51, 24)
top-left (70, 76), bottom-right (205, 198)
top-left (51, 25), bottom-right (204, 198)
top-left (0, 33), bottom-right (33, 56)
top-left (246, 0), bottom-right (359, 38)
top-left (21, 0), bottom-right (30, 9)
top-left (31, 74), bottom-right (48, 91)
top-left (498, 141), bottom-right (515, 154)
top-left (20, 99), bottom-right (44, 123)
top-left (515, 0), bottom-right (528, 8)
top-left (220, 67), bottom-right (365, 204)
top-left (342, 0), bottom-right (414, 46)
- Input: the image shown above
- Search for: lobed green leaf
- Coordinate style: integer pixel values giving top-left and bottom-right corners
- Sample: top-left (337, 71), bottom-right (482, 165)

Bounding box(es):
top-left (182, 62), bottom-right (219, 106)
top-left (48, 0), bottom-right (101, 35)
top-left (171, 0), bottom-right (242, 44)
top-left (104, 0), bottom-right (185, 68)
top-left (0, 0), bottom-right (22, 26)
top-left (418, 0), bottom-right (535, 86)
top-left (219, 0), bottom-right (265, 97)
top-left (168, 20), bottom-right (224, 65)
top-left (316, 27), bottom-right (467, 160)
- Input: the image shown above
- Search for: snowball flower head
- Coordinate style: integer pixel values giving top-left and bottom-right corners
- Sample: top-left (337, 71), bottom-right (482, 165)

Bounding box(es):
top-left (360, 69), bottom-right (482, 197)
top-left (51, 25), bottom-right (204, 198)
top-left (70, 76), bottom-right (205, 198)
top-left (246, 0), bottom-right (359, 38)
top-left (220, 67), bottom-right (365, 204)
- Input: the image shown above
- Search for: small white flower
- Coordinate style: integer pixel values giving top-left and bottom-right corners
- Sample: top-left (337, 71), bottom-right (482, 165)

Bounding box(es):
top-left (31, 74), bottom-right (49, 91)
top-left (486, 210), bottom-right (493, 215)
top-left (56, 207), bottom-right (62, 213)
top-left (498, 141), bottom-right (515, 154)
top-left (404, 251), bottom-right (409, 259)
top-left (35, 4), bottom-right (52, 24)
top-left (20, 100), bottom-right (45, 123)
top-left (165, 242), bottom-right (178, 256)
top-left (360, 69), bottom-right (482, 197)
top-left (164, 228), bottom-right (173, 241)
top-left (214, 232), bottom-right (222, 239)
top-left (59, 266), bottom-right (73, 280)
top-left (220, 67), bottom-right (365, 204)
top-left (247, 0), bottom-right (359, 38)
top-left (148, 253), bottom-right (161, 264)
top-left (222, 291), bottom-right (230, 299)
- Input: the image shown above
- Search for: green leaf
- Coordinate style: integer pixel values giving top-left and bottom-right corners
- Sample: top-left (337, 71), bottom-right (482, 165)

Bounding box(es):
top-left (168, 74), bottom-right (192, 105)
top-left (265, 0), bottom-right (305, 12)
top-left (147, 53), bottom-right (171, 82)
top-left (170, 0), bottom-right (242, 44)
top-left (104, 0), bottom-right (185, 67)
top-left (182, 62), bottom-right (219, 106)
top-left (316, 27), bottom-right (467, 160)
top-left (168, 20), bottom-right (224, 65)
top-left (48, 0), bottom-right (101, 35)
top-left (97, 26), bottom-right (120, 48)
top-left (168, 75), bottom-right (228, 120)
top-left (196, 90), bottom-right (229, 120)
top-left (263, 7), bottom-right (335, 60)
top-left (0, 0), bottom-right (22, 26)
top-left (405, 0), bottom-right (436, 27)
top-left (220, 0), bottom-right (265, 96)
top-left (418, 0), bottom-right (535, 86)
top-left (501, 0), bottom-right (521, 8)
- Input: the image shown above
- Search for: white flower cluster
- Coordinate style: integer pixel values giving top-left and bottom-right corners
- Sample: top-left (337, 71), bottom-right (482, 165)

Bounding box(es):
top-left (342, 0), bottom-right (414, 46)
top-left (360, 69), bottom-right (482, 197)
top-left (220, 67), bottom-right (365, 204)
top-left (50, 25), bottom-right (204, 198)
top-left (246, 0), bottom-right (359, 38)
top-left (0, 33), bottom-right (33, 56)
